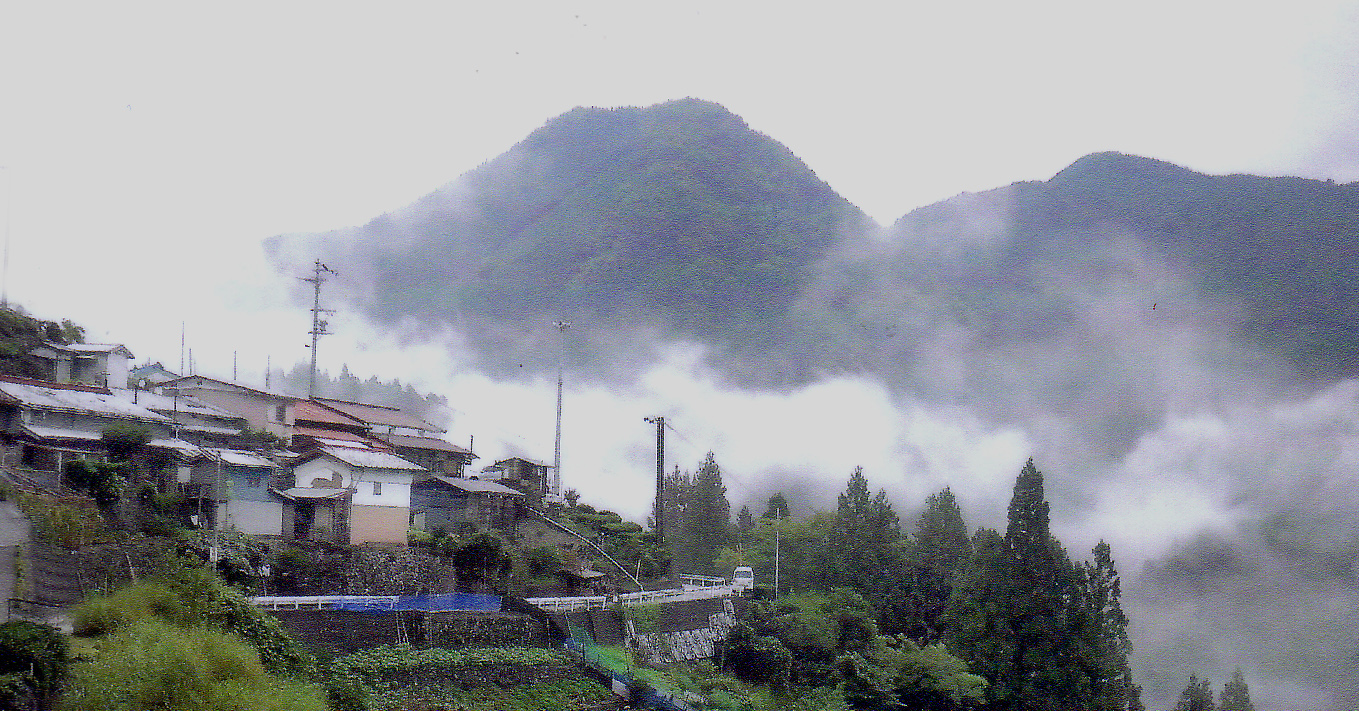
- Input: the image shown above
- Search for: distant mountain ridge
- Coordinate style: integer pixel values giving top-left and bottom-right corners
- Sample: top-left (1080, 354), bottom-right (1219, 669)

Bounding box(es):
top-left (267, 103), bottom-right (1359, 384)
top-left (888, 151), bottom-right (1359, 379)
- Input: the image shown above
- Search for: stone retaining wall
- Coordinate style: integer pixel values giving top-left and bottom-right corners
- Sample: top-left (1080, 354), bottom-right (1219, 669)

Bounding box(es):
top-left (269, 609), bottom-right (422, 656)
top-left (268, 609), bottom-right (549, 657)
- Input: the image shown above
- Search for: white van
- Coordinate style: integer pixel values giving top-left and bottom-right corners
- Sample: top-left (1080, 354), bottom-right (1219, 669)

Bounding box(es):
top-left (731, 566), bottom-right (755, 593)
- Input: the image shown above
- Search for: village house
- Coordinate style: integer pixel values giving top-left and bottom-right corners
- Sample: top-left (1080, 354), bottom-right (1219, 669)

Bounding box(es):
top-left (127, 361), bottom-right (180, 388)
top-left (0, 374), bottom-right (176, 475)
top-left (290, 399), bottom-right (386, 451)
top-left (179, 446), bottom-right (285, 536)
top-left (408, 475), bottom-right (524, 535)
top-left (480, 456), bottom-right (554, 509)
top-left (305, 397), bottom-right (480, 478)
top-left (384, 433), bottom-right (476, 478)
top-left (116, 388), bottom-right (250, 449)
top-left (312, 397), bottom-right (442, 437)
top-left (29, 342), bottom-right (135, 388)
top-left (157, 375), bottom-right (298, 441)
top-left (281, 443), bottom-right (425, 544)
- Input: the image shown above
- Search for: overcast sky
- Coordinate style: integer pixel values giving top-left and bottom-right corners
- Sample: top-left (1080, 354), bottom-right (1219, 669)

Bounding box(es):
top-left (3, 0), bottom-right (1359, 528)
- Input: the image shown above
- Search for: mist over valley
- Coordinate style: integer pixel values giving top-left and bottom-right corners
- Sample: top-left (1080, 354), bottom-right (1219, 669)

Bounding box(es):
top-left (264, 99), bottom-right (1359, 710)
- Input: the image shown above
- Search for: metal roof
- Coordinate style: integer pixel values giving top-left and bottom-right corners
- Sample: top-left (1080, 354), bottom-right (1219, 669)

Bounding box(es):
top-left (384, 434), bottom-right (474, 456)
top-left (23, 425), bottom-right (101, 441)
top-left (148, 438), bottom-right (205, 458)
top-left (294, 400), bottom-right (367, 428)
top-left (201, 447), bottom-right (274, 467)
top-left (39, 342), bottom-right (135, 357)
top-left (158, 375), bottom-right (297, 401)
top-left (315, 445), bottom-right (425, 471)
top-left (493, 456), bottom-right (551, 469)
top-left (0, 379), bottom-right (171, 423)
top-left (418, 475), bottom-right (524, 496)
top-left (313, 398), bottom-right (443, 432)
top-left (112, 389), bottom-right (239, 420)
top-left (292, 427), bottom-right (375, 446)
top-left (272, 487), bottom-right (348, 501)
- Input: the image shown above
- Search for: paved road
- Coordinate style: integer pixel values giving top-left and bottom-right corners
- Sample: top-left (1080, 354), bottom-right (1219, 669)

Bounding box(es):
top-left (0, 499), bottom-right (31, 620)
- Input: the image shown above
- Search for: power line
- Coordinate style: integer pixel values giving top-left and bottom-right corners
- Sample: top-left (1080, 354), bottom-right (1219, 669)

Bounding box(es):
top-left (658, 419), bottom-right (761, 500)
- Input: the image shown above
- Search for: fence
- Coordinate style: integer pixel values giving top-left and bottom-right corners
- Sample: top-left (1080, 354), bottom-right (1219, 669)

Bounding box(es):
top-left (565, 621), bottom-right (697, 711)
top-left (527, 586), bottom-right (734, 612)
top-left (251, 593), bottom-right (502, 612)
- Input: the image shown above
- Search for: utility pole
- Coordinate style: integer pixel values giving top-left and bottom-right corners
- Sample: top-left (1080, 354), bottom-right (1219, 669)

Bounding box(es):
top-left (298, 260), bottom-right (335, 400)
top-left (552, 320), bottom-right (570, 501)
top-left (644, 416), bottom-right (665, 545)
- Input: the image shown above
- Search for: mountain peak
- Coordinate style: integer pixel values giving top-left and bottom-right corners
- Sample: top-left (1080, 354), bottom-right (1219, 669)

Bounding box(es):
top-left (1050, 151), bottom-right (1200, 185)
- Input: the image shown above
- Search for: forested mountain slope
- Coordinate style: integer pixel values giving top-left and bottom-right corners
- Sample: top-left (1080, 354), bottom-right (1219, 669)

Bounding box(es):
top-left (267, 98), bottom-right (872, 377)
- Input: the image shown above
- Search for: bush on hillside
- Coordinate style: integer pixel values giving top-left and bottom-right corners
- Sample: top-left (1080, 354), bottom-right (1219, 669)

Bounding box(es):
top-left (71, 562), bottom-right (309, 676)
top-left (0, 620), bottom-right (69, 709)
top-left (58, 620), bottom-right (326, 711)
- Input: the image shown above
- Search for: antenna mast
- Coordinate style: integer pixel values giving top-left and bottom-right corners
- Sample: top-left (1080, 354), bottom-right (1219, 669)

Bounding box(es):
top-left (299, 259), bottom-right (335, 399)
top-left (644, 416), bottom-right (665, 545)
top-left (552, 320), bottom-right (570, 500)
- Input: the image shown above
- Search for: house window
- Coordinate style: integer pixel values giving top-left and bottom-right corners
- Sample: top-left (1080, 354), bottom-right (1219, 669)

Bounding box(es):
top-left (372, 482), bottom-right (382, 496)
top-left (246, 474), bottom-right (261, 488)
top-left (274, 404), bottom-right (286, 423)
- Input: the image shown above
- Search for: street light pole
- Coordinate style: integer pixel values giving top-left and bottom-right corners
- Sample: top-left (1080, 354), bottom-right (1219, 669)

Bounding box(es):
top-left (1, 165), bottom-right (11, 309)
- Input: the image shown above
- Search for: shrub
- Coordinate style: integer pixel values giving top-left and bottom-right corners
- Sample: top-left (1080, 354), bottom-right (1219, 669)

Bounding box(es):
top-left (628, 603), bottom-right (664, 635)
top-left (2, 484), bottom-right (114, 549)
top-left (0, 620), bottom-right (69, 701)
top-left (58, 620), bottom-right (326, 711)
top-left (406, 528), bottom-right (432, 547)
top-left (723, 623), bottom-right (792, 692)
top-left (62, 460), bottom-right (127, 508)
top-left (70, 564), bottom-right (310, 676)
top-left (71, 580), bottom-right (182, 636)
top-left (324, 678), bottom-right (371, 711)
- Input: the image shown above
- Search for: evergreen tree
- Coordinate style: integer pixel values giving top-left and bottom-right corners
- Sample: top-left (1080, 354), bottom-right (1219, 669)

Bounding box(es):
top-left (763, 492), bottom-right (790, 520)
top-left (1080, 541), bottom-right (1140, 711)
top-left (1218, 670), bottom-right (1254, 711)
top-left (945, 459), bottom-right (1139, 711)
top-left (1175, 675), bottom-right (1215, 711)
top-left (828, 467), bottom-right (902, 595)
top-left (737, 505), bottom-right (755, 533)
top-left (944, 528), bottom-right (1012, 697)
top-left (664, 453), bottom-right (732, 575)
top-left (660, 466), bottom-right (692, 569)
top-left (893, 487), bottom-right (973, 641)
top-left (997, 458), bottom-right (1075, 709)
top-left (687, 452), bottom-right (732, 574)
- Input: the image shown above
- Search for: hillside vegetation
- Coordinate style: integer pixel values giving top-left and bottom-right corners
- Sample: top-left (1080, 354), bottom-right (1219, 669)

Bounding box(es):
top-left (266, 98), bottom-right (872, 375)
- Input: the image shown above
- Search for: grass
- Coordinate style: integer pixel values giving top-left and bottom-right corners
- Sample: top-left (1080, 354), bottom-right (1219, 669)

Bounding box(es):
top-left (58, 620), bottom-right (327, 711)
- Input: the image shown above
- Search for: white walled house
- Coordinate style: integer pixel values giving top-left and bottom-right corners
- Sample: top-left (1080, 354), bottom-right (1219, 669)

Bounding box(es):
top-left (29, 342), bottom-right (134, 388)
top-left (280, 444), bottom-right (425, 544)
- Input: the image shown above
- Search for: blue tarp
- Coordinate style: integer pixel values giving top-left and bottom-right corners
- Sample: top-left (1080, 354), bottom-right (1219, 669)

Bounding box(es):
top-left (332, 593), bottom-right (502, 613)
